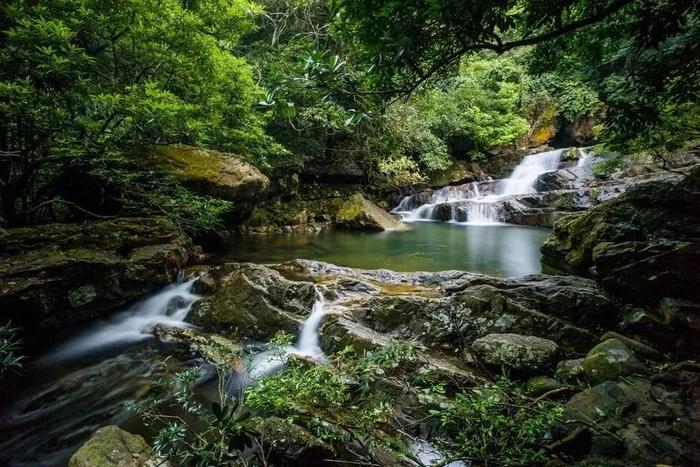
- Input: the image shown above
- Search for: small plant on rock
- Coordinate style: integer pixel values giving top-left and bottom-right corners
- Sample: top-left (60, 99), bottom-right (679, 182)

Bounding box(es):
top-left (127, 364), bottom-right (257, 466)
top-left (0, 321), bottom-right (23, 379)
top-left (431, 376), bottom-right (564, 466)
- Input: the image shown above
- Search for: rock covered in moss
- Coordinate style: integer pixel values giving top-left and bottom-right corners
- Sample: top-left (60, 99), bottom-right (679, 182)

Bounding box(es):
top-left (144, 144), bottom-right (269, 222)
top-left (153, 325), bottom-right (241, 368)
top-left (0, 218), bottom-right (190, 344)
top-left (252, 417), bottom-right (334, 466)
top-left (186, 263), bottom-right (316, 339)
top-left (68, 425), bottom-right (161, 467)
top-left (471, 333), bottom-right (560, 372)
top-left (541, 166), bottom-right (700, 307)
top-left (335, 193), bottom-right (408, 231)
top-left (555, 358), bottom-right (586, 383)
top-left (562, 374), bottom-right (698, 466)
top-left (526, 376), bottom-right (565, 396)
top-left (582, 339), bottom-right (646, 383)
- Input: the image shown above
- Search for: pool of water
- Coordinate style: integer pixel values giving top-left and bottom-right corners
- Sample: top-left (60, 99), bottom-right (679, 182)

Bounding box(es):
top-left (221, 222), bottom-right (551, 277)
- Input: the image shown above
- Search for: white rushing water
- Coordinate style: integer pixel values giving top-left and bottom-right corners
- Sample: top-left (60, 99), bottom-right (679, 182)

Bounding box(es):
top-left (393, 148), bottom-right (564, 224)
top-left (247, 289), bottom-right (327, 380)
top-left (498, 149), bottom-right (563, 196)
top-left (41, 275), bottom-right (201, 363)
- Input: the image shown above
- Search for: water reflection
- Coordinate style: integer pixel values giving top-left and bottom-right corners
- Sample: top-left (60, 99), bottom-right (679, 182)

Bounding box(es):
top-left (221, 222), bottom-right (550, 277)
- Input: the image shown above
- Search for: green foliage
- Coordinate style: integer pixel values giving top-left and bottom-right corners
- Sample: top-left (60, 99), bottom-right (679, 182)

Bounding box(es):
top-left (245, 341), bottom-right (418, 447)
top-left (127, 365), bottom-right (257, 466)
top-left (0, 321), bottom-right (23, 379)
top-left (418, 55), bottom-right (530, 151)
top-left (529, 0), bottom-right (699, 157)
top-left (432, 376), bottom-right (564, 466)
top-left (0, 0), bottom-right (272, 231)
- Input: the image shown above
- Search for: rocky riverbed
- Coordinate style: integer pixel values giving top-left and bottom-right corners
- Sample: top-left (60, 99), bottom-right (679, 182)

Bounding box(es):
top-left (1, 158), bottom-right (698, 467)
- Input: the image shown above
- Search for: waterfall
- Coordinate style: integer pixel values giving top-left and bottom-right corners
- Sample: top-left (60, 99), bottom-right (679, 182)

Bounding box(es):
top-left (247, 289), bottom-right (327, 381)
top-left (498, 149), bottom-right (563, 196)
top-left (42, 276), bottom-right (201, 363)
top-left (395, 149), bottom-right (564, 225)
top-left (465, 201), bottom-right (501, 225)
top-left (296, 290), bottom-right (326, 358)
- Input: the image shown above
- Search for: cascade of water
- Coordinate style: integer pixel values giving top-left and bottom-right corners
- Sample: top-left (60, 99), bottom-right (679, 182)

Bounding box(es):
top-left (576, 148), bottom-right (592, 168)
top-left (395, 148), bottom-right (565, 225)
top-left (466, 201), bottom-right (501, 225)
top-left (42, 275), bottom-right (201, 363)
top-left (296, 290), bottom-right (326, 358)
top-left (498, 149), bottom-right (563, 196)
top-left (247, 289), bottom-right (327, 381)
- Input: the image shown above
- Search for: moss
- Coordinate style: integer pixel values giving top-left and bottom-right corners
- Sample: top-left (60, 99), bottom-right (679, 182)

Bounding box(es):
top-left (68, 285), bottom-right (97, 308)
top-left (68, 425), bottom-right (154, 467)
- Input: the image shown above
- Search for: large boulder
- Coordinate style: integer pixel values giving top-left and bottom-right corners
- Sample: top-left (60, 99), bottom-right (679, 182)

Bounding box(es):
top-left (68, 425), bottom-right (161, 467)
top-left (582, 338), bottom-right (646, 384)
top-left (0, 218), bottom-right (190, 344)
top-left (144, 144), bottom-right (270, 222)
top-left (186, 263), bottom-right (316, 339)
top-left (562, 373), bottom-right (699, 466)
top-left (335, 193), bottom-right (408, 231)
top-left (471, 333), bottom-right (560, 373)
top-left (541, 167), bottom-right (700, 306)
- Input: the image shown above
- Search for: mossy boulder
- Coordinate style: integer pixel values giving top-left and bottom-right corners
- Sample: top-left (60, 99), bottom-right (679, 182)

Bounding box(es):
top-left (471, 333), bottom-right (560, 373)
top-left (335, 193), bottom-right (407, 231)
top-left (555, 358), bottom-right (586, 383)
top-left (541, 167), bottom-right (700, 307)
top-left (153, 325), bottom-right (241, 369)
top-left (0, 218), bottom-right (190, 344)
top-left (68, 425), bottom-right (160, 467)
top-left (144, 144), bottom-right (270, 222)
top-left (582, 339), bottom-right (646, 383)
top-left (186, 263), bottom-right (316, 339)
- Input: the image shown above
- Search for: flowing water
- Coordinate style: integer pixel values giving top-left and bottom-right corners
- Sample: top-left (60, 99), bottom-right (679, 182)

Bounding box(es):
top-left (0, 148), bottom-right (574, 465)
top-left (245, 290), bottom-right (327, 381)
top-left (0, 280), bottom-right (330, 466)
top-left (393, 148), bottom-right (565, 224)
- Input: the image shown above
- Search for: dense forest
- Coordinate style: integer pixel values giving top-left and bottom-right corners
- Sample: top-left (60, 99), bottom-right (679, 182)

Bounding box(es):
top-left (1, 1), bottom-right (699, 466)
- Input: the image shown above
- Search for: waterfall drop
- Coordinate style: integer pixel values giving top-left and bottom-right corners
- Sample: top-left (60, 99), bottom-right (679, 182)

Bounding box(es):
top-left (42, 275), bottom-right (201, 363)
top-left (246, 289), bottom-right (327, 381)
top-left (394, 148), bottom-right (563, 224)
top-left (296, 290), bottom-right (327, 359)
top-left (498, 149), bottom-right (563, 196)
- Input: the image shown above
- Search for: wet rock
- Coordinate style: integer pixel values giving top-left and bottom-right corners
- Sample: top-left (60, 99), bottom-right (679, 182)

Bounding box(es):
top-left (555, 358), bottom-right (586, 383)
top-left (143, 144), bottom-right (269, 222)
top-left (0, 218), bottom-right (190, 344)
top-left (535, 171), bottom-right (572, 192)
top-left (582, 338), bottom-right (647, 384)
top-left (335, 193), bottom-right (408, 231)
top-left (186, 263), bottom-right (316, 339)
top-left (471, 333), bottom-right (560, 373)
top-left (253, 417), bottom-right (334, 466)
top-left (153, 325), bottom-right (241, 368)
top-left (598, 331), bottom-right (661, 361)
top-left (68, 425), bottom-right (161, 467)
top-left (541, 167), bottom-right (700, 308)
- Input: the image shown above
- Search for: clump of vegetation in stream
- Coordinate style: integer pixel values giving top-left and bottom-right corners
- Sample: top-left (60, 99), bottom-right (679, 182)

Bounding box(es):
top-left (127, 364), bottom-right (258, 466)
top-left (0, 321), bottom-right (23, 379)
top-left (246, 342), bottom-right (565, 466)
top-left (431, 377), bottom-right (564, 466)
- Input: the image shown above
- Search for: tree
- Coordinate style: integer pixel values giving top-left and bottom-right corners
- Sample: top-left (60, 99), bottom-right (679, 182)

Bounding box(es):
top-left (334, 0), bottom-right (635, 93)
top-left (0, 0), bottom-right (270, 229)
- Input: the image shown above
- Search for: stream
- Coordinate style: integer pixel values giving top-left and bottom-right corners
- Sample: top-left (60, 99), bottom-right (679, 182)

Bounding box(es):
top-left (0, 148), bottom-right (575, 466)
